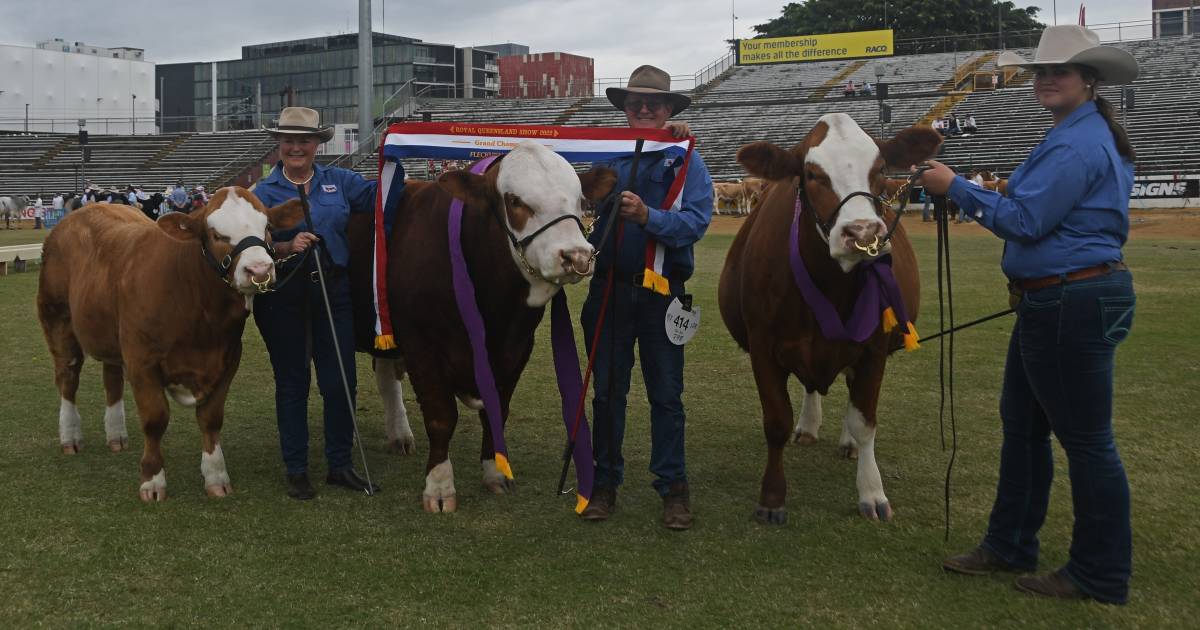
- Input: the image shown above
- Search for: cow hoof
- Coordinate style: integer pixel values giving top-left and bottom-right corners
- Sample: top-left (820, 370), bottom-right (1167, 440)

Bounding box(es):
top-left (107, 437), bottom-right (128, 453)
top-left (752, 505), bottom-right (787, 525)
top-left (205, 484), bottom-right (232, 498)
top-left (139, 488), bottom-right (168, 502)
top-left (838, 444), bottom-right (859, 460)
top-left (793, 432), bottom-right (818, 446)
top-left (422, 494), bottom-right (458, 513)
top-left (61, 442), bottom-right (81, 455)
top-left (858, 500), bottom-right (893, 521)
top-left (385, 436), bottom-right (416, 455)
top-left (484, 477), bottom-right (516, 495)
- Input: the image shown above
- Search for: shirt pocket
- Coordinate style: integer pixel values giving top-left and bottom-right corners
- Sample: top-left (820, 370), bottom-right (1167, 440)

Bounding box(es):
top-left (1098, 294), bottom-right (1135, 345)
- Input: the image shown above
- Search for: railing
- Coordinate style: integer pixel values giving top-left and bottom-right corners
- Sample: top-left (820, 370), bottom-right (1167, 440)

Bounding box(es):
top-left (325, 78), bottom-right (420, 171)
top-left (695, 52), bottom-right (736, 89)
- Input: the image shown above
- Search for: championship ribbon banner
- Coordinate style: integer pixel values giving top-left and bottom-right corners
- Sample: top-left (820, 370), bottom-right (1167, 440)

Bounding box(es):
top-left (381, 122), bottom-right (692, 163)
top-left (737, 29), bottom-right (894, 65)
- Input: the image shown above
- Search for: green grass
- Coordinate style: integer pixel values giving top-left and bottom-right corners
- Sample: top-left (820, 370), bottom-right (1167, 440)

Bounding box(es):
top-left (1, 229), bottom-right (1196, 628)
top-left (0, 226), bottom-right (48, 248)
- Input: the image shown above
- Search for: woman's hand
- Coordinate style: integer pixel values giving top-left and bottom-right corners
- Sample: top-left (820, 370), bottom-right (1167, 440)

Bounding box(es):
top-left (279, 231), bottom-right (318, 256)
top-left (664, 121), bottom-right (691, 138)
top-left (914, 160), bottom-right (958, 196)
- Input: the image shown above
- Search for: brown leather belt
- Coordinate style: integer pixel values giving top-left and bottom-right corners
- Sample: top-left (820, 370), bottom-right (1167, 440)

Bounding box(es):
top-left (1011, 261), bottom-right (1128, 292)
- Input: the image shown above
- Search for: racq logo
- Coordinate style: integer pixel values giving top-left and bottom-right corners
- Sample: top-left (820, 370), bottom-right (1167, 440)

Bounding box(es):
top-left (1131, 181), bottom-right (1192, 198)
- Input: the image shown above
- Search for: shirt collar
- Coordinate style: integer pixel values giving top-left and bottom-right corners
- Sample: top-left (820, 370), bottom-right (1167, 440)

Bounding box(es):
top-left (1052, 100), bottom-right (1099, 133)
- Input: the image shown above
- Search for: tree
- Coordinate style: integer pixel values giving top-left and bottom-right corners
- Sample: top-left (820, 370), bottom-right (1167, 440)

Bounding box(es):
top-left (752, 0), bottom-right (1044, 42)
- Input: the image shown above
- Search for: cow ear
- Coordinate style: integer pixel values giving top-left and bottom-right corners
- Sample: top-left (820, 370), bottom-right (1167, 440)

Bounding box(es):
top-left (578, 167), bottom-right (617, 201)
top-left (736, 141), bottom-right (802, 181)
top-left (878, 126), bottom-right (943, 170)
top-left (265, 198), bottom-right (306, 230)
top-left (157, 212), bottom-right (202, 241)
top-left (437, 170), bottom-right (491, 207)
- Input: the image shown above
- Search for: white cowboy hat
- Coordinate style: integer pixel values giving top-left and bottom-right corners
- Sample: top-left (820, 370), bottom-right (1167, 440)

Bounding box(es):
top-left (264, 106), bottom-right (335, 143)
top-left (997, 25), bottom-right (1138, 85)
top-left (606, 65), bottom-right (691, 117)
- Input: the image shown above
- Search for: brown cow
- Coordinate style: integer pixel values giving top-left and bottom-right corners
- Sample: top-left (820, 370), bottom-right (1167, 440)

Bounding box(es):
top-left (349, 141), bottom-right (615, 512)
top-left (719, 113), bottom-right (941, 524)
top-left (37, 189), bottom-right (304, 501)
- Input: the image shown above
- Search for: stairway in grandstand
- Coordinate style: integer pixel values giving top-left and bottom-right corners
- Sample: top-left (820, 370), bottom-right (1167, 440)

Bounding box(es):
top-left (809, 60), bottom-right (869, 101)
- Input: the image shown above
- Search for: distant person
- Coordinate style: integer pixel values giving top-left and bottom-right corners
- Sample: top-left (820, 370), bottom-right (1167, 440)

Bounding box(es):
top-left (948, 116), bottom-right (962, 136)
top-left (862, 82), bottom-right (874, 96)
top-left (843, 79), bottom-right (856, 97)
top-left (964, 114), bottom-right (979, 134)
top-left (34, 195), bottom-right (44, 229)
top-left (920, 187), bottom-right (933, 222)
top-left (169, 183), bottom-right (189, 213)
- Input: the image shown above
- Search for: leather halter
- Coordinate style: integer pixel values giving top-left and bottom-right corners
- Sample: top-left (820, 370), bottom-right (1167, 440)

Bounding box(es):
top-left (200, 231), bottom-right (276, 292)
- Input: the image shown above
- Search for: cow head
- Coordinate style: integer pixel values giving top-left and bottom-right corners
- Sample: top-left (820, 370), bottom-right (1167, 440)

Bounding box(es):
top-left (439, 142), bottom-right (616, 306)
top-left (158, 187), bottom-right (305, 296)
top-left (737, 113), bottom-right (941, 272)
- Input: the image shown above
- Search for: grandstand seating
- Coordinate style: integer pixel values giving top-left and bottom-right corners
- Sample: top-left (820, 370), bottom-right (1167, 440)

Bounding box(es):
top-left (1, 34), bottom-right (1194, 197)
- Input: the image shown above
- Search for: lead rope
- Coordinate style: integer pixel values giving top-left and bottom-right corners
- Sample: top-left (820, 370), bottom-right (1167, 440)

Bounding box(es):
top-left (935, 197), bottom-right (958, 541)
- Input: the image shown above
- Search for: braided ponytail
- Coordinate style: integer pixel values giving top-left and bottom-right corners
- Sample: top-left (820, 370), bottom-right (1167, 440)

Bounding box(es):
top-left (1080, 67), bottom-right (1136, 163)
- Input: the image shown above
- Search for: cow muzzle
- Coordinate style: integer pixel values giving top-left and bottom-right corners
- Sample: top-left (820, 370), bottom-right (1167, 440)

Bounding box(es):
top-left (841, 219), bottom-right (887, 258)
top-left (560, 245), bottom-right (596, 278)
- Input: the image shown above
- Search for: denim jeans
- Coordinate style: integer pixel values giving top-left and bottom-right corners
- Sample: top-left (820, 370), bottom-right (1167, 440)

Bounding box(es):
top-left (581, 279), bottom-right (687, 496)
top-left (921, 198), bottom-right (933, 221)
top-left (981, 269), bottom-right (1135, 604)
top-left (254, 269), bottom-right (357, 475)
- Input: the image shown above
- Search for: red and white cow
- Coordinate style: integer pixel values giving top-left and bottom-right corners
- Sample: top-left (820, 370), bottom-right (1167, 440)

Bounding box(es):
top-left (37, 189), bottom-right (304, 501)
top-left (719, 113), bottom-right (941, 524)
top-left (349, 141), bottom-right (615, 512)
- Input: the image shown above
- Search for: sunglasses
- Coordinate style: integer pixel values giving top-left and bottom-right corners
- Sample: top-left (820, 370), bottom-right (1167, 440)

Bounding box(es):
top-left (624, 99), bottom-right (669, 112)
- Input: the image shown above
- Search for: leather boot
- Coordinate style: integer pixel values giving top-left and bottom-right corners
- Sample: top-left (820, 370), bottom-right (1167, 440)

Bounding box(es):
top-left (580, 486), bottom-right (616, 521)
top-left (326, 468), bottom-right (381, 494)
top-left (662, 482), bottom-right (693, 531)
top-left (286, 472), bottom-right (315, 500)
top-left (942, 546), bottom-right (1023, 576)
top-left (1015, 569), bottom-right (1090, 601)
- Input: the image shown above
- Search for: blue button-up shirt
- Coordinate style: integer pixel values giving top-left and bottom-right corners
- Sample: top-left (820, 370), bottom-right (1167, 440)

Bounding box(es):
top-left (254, 161), bottom-right (381, 268)
top-left (589, 149), bottom-right (714, 283)
top-left (947, 100), bottom-right (1133, 280)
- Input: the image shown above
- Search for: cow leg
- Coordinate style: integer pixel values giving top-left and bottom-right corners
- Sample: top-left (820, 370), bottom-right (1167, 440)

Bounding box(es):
top-left (41, 313), bottom-right (85, 453)
top-left (102, 363), bottom-right (129, 452)
top-left (374, 358), bottom-right (415, 455)
top-left (128, 372), bottom-right (170, 502)
top-left (196, 371), bottom-right (235, 498)
top-left (845, 365), bottom-right (891, 521)
top-left (409, 365), bottom-right (458, 512)
top-left (479, 388), bottom-right (516, 495)
top-left (749, 347), bottom-right (793, 525)
top-left (792, 390), bottom-right (822, 445)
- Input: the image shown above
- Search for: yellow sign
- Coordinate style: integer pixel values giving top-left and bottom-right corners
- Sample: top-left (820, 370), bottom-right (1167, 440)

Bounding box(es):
top-left (737, 30), bottom-right (894, 65)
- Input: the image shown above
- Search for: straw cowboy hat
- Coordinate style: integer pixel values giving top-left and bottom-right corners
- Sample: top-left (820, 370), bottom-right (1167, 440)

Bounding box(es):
top-left (606, 65), bottom-right (691, 117)
top-left (997, 25), bottom-right (1138, 85)
top-left (264, 106), bottom-right (335, 143)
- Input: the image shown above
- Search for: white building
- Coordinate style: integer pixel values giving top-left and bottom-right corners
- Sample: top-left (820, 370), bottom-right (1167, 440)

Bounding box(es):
top-left (0, 40), bottom-right (155, 135)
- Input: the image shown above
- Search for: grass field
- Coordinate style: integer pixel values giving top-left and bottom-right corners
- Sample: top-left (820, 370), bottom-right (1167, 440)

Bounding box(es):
top-left (1, 224), bottom-right (1197, 627)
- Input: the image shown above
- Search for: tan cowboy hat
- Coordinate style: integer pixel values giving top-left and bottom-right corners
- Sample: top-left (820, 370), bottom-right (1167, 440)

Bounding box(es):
top-left (996, 25), bottom-right (1138, 85)
top-left (606, 65), bottom-right (691, 117)
top-left (264, 106), bottom-right (335, 143)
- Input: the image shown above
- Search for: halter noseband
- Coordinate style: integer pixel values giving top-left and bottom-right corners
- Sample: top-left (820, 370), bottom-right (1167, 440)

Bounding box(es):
top-left (201, 232), bottom-right (276, 292)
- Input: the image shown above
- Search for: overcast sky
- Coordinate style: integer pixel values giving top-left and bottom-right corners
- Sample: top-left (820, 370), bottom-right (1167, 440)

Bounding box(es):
top-left (1, 1), bottom-right (1151, 82)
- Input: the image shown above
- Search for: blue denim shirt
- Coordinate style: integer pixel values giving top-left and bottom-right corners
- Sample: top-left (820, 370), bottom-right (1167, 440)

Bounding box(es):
top-left (947, 100), bottom-right (1133, 280)
top-left (589, 149), bottom-right (714, 282)
top-left (254, 162), bottom-right (380, 268)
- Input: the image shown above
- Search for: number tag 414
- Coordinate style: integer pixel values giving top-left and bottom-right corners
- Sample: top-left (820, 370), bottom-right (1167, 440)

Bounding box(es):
top-left (664, 295), bottom-right (700, 345)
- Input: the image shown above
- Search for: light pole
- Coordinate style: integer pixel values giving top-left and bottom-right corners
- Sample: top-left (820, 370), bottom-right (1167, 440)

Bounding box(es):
top-left (159, 76), bottom-right (165, 133)
top-left (25, 103), bottom-right (29, 133)
top-left (131, 94), bottom-right (137, 134)
top-left (875, 63), bottom-right (887, 139)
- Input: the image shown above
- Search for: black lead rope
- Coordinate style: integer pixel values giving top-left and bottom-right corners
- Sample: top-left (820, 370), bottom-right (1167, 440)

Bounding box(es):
top-left (936, 199), bottom-right (958, 542)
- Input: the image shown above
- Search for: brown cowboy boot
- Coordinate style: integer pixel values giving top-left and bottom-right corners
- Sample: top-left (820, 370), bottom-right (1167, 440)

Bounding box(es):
top-left (942, 546), bottom-right (1023, 576)
top-left (1015, 570), bottom-right (1090, 601)
top-left (580, 486), bottom-right (616, 521)
top-left (662, 482), bottom-right (693, 530)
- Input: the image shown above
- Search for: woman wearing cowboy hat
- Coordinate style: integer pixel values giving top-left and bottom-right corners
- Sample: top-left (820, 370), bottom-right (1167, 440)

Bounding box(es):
top-left (253, 106), bottom-right (397, 499)
top-left (918, 26), bottom-right (1138, 604)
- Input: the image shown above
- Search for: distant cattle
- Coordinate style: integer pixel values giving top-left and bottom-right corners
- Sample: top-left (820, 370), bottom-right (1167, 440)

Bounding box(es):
top-left (719, 114), bottom-right (940, 524)
top-left (348, 141), bottom-right (615, 513)
top-left (0, 195), bottom-right (29, 228)
top-left (37, 189), bottom-right (304, 501)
